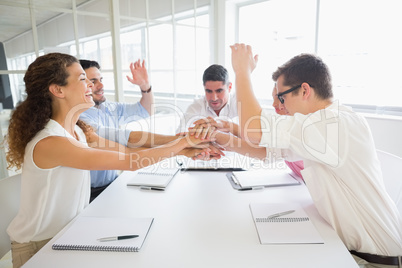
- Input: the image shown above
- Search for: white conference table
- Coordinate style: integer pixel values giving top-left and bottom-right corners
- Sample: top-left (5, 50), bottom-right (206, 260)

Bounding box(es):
top-left (24, 161), bottom-right (358, 268)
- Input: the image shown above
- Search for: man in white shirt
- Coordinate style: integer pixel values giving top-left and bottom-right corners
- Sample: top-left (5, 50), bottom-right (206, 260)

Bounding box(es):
top-left (177, 64), bottom-right (238, 134)
top-left (207, 44), bottom-right (401, 267)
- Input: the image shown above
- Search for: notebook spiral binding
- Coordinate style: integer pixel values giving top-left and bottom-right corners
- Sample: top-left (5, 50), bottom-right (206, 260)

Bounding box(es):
top-left (256, 217), bottom-right (310, 223)
top-left (52, 244), bottom-right (140, 252)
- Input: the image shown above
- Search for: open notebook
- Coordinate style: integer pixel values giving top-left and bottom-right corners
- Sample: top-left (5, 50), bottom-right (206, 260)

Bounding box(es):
top-left (250, 203), bottom-right (324, 244)
top-left (127, 163), bottom-right (180, 189)
top-left (52, 217), bottom-right (154, 252)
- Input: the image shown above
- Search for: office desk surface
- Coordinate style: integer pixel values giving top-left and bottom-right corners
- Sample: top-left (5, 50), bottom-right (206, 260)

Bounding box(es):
top-left (24, 166), bottom-right (358, 268)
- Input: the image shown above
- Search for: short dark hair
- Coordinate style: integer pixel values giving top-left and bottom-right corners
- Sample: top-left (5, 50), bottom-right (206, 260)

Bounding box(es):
top-left (79, 59), bottom-right (101, 70)
top-left (202, 64), bottom-right (230, 85)
top-left (272, 54), bottom-right (333, 100)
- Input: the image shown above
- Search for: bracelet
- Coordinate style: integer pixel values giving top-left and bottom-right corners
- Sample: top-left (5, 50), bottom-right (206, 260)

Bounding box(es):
top-left (141, 86), bottom-right (152, 93)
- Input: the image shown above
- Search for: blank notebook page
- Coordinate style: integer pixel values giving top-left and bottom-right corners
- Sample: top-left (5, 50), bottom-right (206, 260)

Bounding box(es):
top-left (52, 216), bottom-right (154, 252)
top-left (250, 203), bottom-right (324, 244)
top-left (233, 169), bottom-right (300, 188)
top-left (127, 164), bottom-right (180, 188)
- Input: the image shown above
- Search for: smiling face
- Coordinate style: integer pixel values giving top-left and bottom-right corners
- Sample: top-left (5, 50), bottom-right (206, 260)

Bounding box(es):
top-left (62, 62), bottom-right (94, 109)
top-left (204, 81), bottom-right (232, 116)
top-left (83, 66), bottom-right (105, 105)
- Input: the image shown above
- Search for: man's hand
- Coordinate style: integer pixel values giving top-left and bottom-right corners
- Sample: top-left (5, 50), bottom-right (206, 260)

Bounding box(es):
top-left (179, 142), bottom-right (225, 160)
top-left (192, 116), bottom-right (231, 133)
top-left (230, 43), bottom-right (259, 75)
top-left (187, 117), bottom-right (222, 140)
top-left (126, 59), bottom-right (150, 92)
top-left (181, 131), bottom-right (216, 148)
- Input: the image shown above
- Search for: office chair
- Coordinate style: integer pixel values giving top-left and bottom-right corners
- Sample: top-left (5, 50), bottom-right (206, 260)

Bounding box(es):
top-left (376, 150), bottom-right (402, 214)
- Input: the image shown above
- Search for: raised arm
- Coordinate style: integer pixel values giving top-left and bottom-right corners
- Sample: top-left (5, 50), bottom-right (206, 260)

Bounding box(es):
top-left (127, 59), bottom-right (154, 116)
top-left (230, 44), bottom-right (261, 144)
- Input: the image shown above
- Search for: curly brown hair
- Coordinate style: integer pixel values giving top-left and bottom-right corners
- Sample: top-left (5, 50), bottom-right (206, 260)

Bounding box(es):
top-left (5, 53), bottom-right (90, 170)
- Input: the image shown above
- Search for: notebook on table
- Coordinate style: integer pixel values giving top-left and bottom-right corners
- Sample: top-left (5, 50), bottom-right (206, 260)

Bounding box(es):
top-left (249, 203), bottom-right (324, 244)
top-left (52, 216), bottom-right (154, 252)
top-left (127, 163), bottom-right (180, 189)
top-left (180, 152), bottom-right (250, 171)
top-left (227, 169), bottom-right (300, 190)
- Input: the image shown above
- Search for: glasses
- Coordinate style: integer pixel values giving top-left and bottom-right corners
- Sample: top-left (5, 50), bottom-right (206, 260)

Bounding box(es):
top-left (276, 84), bottom-right (302, 104)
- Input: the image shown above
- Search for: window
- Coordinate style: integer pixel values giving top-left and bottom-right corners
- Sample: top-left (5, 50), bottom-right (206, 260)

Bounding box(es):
top-left (120, 5), bottom-right (211, 108)
top-left (236, 0), bottom-right (402, 114)
top-left (237, 0), bottom-right (317, 105)
top-left (318, 0), bottom-right (402, 110)
top-left (1, 0), bottom-right (211, 110)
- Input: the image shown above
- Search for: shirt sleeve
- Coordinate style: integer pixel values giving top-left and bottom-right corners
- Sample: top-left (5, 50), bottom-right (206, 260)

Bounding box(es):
top-left (79, 103), bottom-right (148, 147)
top-left (259, 108), bottom-right (343, 167)
top-left (97, 126), bottom-right (132, 147)
top-left (259, 110), bottom-right (292, 149)
top-left (117, 102), bottom-right (150, 123)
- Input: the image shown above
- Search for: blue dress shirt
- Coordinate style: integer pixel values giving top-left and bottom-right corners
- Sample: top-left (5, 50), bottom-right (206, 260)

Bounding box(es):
top-left (80, 101), bottom-right (149, 188)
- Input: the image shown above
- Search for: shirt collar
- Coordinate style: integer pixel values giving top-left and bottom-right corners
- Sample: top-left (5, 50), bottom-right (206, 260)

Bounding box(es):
top-left (205, 93), bottom-right (232, 115)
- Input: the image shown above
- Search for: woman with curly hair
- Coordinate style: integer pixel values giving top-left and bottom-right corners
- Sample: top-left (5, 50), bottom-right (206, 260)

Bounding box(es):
top-left (5, 53), bottom-right (216, 268)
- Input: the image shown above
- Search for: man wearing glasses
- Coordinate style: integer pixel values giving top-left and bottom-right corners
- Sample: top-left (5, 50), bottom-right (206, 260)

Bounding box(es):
top-left (212, 44), bottom-right (401, 267)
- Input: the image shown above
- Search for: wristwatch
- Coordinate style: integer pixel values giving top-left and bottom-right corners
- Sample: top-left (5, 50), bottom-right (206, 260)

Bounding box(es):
top-left (141, 86), bottom-right (152, 93)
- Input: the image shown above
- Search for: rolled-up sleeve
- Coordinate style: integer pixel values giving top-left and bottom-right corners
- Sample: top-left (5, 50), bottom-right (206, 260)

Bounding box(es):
top-left (79, 102), bottom-right (150, 147)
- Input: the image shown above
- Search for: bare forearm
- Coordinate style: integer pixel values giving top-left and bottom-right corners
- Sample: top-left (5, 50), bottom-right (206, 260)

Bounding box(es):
top-left (214, 131), bottom-right (266, 160)
top-left (235, 72), bottom-right (262, 143)
top-left (94, 137), bottom-right (193, 171)
top-left (126, 138), bottom-right (187, 169)
top-left (49, 132), bottom-right (200, 171)
top-left (139, 90), bottom-right (154, 116)
top-left (226, 121), bottom-right (240, 137)
top-left (128, 131), bottom-right (179, 148)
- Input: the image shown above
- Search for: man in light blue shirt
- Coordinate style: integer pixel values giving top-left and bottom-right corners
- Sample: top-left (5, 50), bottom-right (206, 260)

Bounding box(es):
top-left (80, 59), bottom-right (154, 201)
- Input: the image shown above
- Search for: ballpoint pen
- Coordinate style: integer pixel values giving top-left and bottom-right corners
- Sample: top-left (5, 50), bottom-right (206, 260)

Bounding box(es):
top-left (98, 235), bottom-right (139, 242)
top-left (238, 186), bottom-right (264, 191)
top-left (267, 210), bottom-right (295, 219)
top-left (231, 175), bottom-right (240, 185)
top-left (140, 186), bottom-right (165, 191)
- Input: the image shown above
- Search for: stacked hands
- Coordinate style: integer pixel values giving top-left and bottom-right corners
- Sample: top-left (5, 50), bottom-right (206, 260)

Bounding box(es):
top-left (179, 116), bottom-right (232, 161)
top-left (179, 43), bottom-right (259, 162)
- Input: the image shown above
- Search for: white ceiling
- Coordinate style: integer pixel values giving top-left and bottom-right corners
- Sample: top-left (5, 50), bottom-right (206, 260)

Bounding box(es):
top-left (0, 0), bottom-right (90, 43)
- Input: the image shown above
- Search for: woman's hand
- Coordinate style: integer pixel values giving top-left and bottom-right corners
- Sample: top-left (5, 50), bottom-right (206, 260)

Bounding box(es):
top-left (187, 117), bottom-right (221, 140)
top-left (179, 142), bottom-right (225, 160)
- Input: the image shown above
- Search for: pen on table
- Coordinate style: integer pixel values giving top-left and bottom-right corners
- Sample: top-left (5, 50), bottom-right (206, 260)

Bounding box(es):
top-left (267, 210), bottom-right (295, 219)
top-left (231, 175), bottom-right (240, 185)
top-left (238, 186), bottom-right (264, 191)
top-left (140, 186), bottom-right (165, 191)
top-left (98, 235), bottom-right (139, 242)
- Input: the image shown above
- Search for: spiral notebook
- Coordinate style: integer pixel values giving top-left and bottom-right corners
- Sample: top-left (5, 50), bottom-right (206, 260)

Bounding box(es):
top-left (52, 216), bottom-right (154, 252)
top-left (250, 203), bottom-right (324, 244)
top-left (127, 163), bottom-right (180, 189)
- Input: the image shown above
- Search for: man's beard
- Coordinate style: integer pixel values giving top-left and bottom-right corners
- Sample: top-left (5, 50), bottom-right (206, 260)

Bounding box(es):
top-left (94, 95), bottom-right (106, 107)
